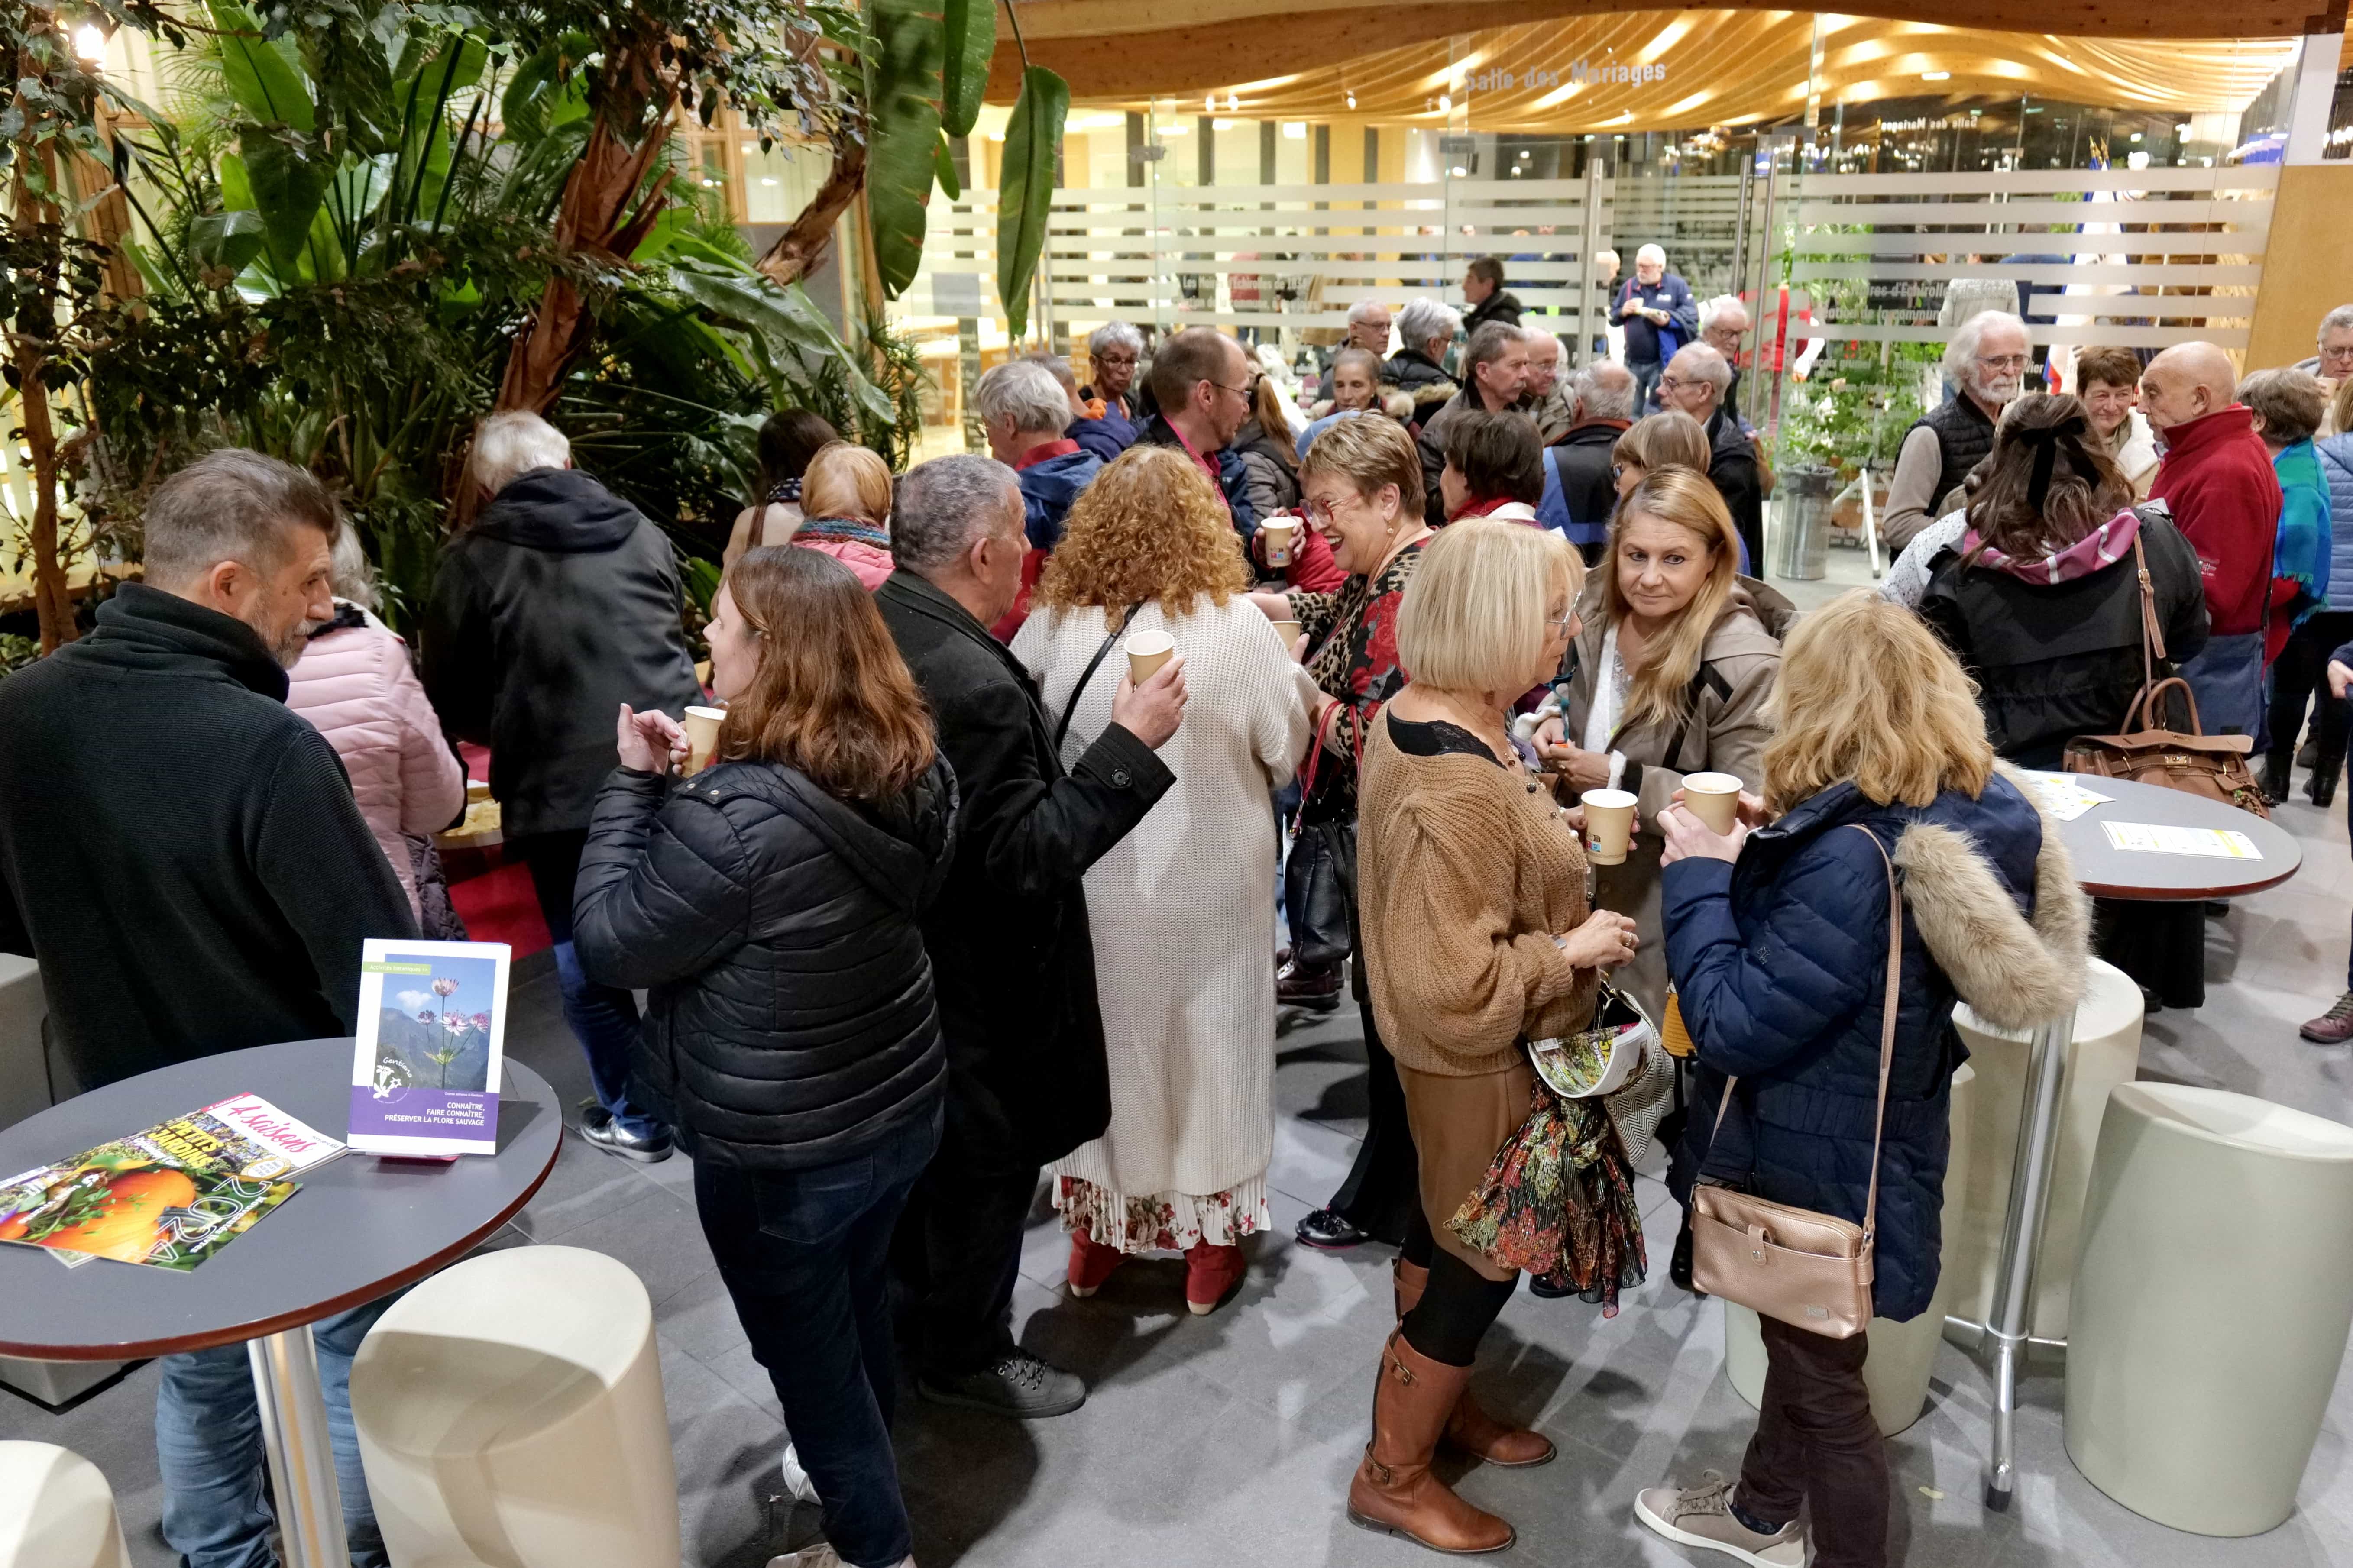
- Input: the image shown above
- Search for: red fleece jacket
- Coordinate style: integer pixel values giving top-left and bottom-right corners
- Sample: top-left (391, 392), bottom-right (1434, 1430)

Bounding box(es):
top-left (2150, 404), bottom-right (2282, 638)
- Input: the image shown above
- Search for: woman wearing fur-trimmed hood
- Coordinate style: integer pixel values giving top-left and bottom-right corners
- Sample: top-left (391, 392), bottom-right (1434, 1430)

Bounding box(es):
top-left (1636, 592), bottom-right (2087, 1568)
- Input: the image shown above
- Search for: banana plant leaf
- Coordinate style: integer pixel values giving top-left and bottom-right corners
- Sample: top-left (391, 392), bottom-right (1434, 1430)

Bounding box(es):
top-left (665, 260), bottom-right (897, 428)
top-left (933, 132), bottom-right (960, 201)
top-left (996, 67), bottom-right (1068, 339)
top-left (866, 0), bottom-right (945, 299)
top-left (209, 1), bottom-right (315, 133)
top-left (236, 129), bottom-right (333, 281)
top-left (188, 210), bottom-right (267, 276)
top-left (499, 33), bottom-right (593, 148)
top-left (938, 0), bottom-right (994, 139)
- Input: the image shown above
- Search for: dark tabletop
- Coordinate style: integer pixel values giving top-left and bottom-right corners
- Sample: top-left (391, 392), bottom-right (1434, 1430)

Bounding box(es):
top-left (2051, 775), bottom-right (2301, 901)
top-left (0, 1038), bottom-right (560, 1360)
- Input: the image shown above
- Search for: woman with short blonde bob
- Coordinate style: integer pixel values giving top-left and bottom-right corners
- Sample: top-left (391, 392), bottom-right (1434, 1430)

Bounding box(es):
top-left (1610, 409), bottom-right (1711, 501)
top-left (1347, 519), bottom-right (1644, 1555)
top-left (790, 440), bottom-right (897, 588)
top-left (1014, 444), bottom-right (1316, 1315)
top-left (1638, 593), bottom-right (2086, 1568)
top-left (1537, 466), bottom-right (1790, 1022)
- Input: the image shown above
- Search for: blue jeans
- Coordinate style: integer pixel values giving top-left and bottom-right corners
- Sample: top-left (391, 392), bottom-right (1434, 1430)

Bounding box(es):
top-left (696, 1102), bottom-right (943, 1568)
top-left (518, 829), bottom-right (660, 1139)
top-left (157, 1300), bottom-right (392, 1568)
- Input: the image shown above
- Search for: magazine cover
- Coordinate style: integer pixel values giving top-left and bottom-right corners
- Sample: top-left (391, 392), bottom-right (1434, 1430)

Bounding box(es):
top-left (0, 1093), bottom-right (344, 1270)
top-left (347, 939), bottom-right (511, 1157)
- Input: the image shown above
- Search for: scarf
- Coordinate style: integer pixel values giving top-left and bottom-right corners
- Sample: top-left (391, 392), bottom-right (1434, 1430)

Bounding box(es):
top-left (1964, 507), bottom-right (2141, 585)
top-left (765, 475), bottom-right (803, 507)
top-left (794, 514), bottom-right (892, 553)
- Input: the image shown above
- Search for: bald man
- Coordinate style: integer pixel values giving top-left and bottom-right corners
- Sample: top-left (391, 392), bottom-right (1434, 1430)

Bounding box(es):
top-left (2145, 340), bottom-right (2285, 738)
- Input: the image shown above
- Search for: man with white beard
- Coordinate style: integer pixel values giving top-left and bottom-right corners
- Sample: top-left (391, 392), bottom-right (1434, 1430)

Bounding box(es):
top-left (1882, 310), bottom-right (2030, 553)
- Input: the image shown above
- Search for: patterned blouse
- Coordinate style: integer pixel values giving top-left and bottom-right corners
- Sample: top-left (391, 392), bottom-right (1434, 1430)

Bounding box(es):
top-left (1287, 538), bottom-right (1425, 821)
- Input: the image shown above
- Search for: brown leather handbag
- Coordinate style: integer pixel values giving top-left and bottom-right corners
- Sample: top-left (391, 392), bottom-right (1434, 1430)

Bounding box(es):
top-left (1688, 826), bottom-right (1900, 1340)
top-left (2060, 533), bottom-right (2270, 818)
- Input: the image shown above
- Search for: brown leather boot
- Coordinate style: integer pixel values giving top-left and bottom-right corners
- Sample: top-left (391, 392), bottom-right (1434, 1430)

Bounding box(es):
top-left (1392, 1259), bottom-right (1556, 1469)
top-left (1346, 1331), bottom-right (1516, 1554)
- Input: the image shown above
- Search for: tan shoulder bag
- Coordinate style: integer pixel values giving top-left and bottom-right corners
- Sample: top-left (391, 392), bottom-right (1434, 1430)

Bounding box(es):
top-left (1688, 824), bottom-right (1899, 1339)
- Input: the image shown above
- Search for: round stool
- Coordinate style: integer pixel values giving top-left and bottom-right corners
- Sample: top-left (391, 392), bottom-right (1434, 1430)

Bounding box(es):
top-left (1723, 1063), bottom-right (1975, 1437)
top-left (2066, 1083), bottom-right (2353, 1536)
top-left (350, 1245), bottom-right (681, 1568)
top-left (0, 1442), bottom-right (131, 1568)
top-left (1948, 957), bottom-right (2142, 1339)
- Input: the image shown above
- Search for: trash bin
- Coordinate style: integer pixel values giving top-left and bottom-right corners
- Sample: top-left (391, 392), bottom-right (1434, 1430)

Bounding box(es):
top-left (2066, 1084), bottom-right (2353, 1536)
top-left (1769, 463), bottom-right (1838, 581)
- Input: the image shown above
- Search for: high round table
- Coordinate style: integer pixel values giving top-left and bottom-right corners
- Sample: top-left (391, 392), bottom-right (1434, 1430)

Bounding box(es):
top-left (0, 1038), bottom-right (562, 1568)
top-left (1971, 774), bottom-right (2298, 1509)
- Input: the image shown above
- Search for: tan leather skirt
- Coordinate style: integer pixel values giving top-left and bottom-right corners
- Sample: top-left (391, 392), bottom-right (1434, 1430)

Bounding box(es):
top-left (1398, 1056), bottom-right (1537, 1282)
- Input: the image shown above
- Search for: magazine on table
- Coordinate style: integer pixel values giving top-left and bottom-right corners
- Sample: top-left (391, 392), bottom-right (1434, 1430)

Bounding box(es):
top-left (347, 939), bottom-right (511, 1157)
top-left (0, 1093), bottom-right (345, 1270)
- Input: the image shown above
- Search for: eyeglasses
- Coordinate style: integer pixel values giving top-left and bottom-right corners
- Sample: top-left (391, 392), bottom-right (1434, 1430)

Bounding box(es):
top-left (1301, 492), bottom-right (1359, 526)
top-left (1548, 607), bottom-right (1577, 632)
top-left (2322, 346), bottom-right (2353, 367)
top-left (1976, 355), bottom-right (2031, 373)
top-left (1210, 379), bottom-right (1253, 401)
top-left (1094, 354), bottom-right (1137, 369)
top-left (1657, 375), bottom-right (1689, 394)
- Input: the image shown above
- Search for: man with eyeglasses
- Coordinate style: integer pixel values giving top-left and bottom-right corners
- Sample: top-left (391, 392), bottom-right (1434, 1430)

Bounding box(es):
top-left (2294, 304), bottom-right (2353, 421)
top-left (1883, 310), bottom-right (2030, 553)
top-left (1414, 320), bottom-right (1532, 523)
top-left (1659, 343), bottom-right (1765, 572)
top-left (1133, 326), bottom-right (1259, 533)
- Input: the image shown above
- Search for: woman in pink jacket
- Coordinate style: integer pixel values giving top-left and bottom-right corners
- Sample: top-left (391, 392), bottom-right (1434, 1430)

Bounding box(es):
top-left (285, 532), bottom-right (468, 925)
top-left (788, 441), bottom-right (897, 590)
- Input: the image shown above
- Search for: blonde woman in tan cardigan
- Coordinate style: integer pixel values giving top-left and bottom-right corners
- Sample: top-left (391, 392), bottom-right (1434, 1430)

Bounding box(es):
top-left (1349, 518), bottom-right (1641, 1555)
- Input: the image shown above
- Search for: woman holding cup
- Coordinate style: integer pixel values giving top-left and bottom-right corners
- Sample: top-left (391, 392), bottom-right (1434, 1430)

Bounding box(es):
top-left (1346, 518), bottom-right (1643, 1554)
top-left (1245, 415), bottom-right (1437, 1252)
top-left (1534, 467), bottom-right (1791, 1025)
top-left (1012, 446), bottom-right (1316, 1314)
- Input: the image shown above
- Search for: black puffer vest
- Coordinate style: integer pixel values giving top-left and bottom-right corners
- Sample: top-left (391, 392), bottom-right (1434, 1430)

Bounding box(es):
top-left (1906, 395), bottom-right (1999, 513)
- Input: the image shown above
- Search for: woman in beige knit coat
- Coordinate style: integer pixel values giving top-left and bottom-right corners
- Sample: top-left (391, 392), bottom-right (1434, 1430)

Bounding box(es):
top-left (1348, 519), bottom-right (1641, 1555)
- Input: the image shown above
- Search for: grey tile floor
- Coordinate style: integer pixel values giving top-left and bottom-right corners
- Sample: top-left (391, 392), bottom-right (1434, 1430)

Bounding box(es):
top-left (9, 542), bottom-right (2352, 1567)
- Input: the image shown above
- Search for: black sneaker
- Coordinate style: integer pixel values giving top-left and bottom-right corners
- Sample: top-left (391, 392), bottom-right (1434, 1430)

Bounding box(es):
top-left (578, 1105), bottom-right (675, 1163)
top-left (918, 1350), bottom-right (1086, 1418)
top-left (1293, 1206), bottom-right (1370, 1250)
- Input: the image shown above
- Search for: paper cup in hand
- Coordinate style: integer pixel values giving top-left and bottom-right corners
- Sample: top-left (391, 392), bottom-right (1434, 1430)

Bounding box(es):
top-left (682, 705), bottom-right (726, 776)
top-left (1269, 618), bottom-right (1302, 652)
top-left (1125, 630), bottom-right (1176, 685)
top-left (1262, 518), bottom-right (1297, 566)
top-left (1581, 788), bottom-right (1637, 866)
top-left (1682, 771), bottom-right (1743, 834)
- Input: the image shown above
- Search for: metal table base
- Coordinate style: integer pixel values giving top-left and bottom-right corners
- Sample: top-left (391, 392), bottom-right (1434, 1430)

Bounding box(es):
top-left (249, 1326), bottom-right (350, 1567)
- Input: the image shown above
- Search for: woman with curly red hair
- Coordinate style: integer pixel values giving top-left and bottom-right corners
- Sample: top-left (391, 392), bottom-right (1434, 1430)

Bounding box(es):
top-left (1013, 444), bottom-right (1317, 1314)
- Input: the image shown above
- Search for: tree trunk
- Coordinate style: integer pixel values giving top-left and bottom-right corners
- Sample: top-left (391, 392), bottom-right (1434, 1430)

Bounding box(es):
top-left (11, 106), bottom-right (74, 651)
top-left (756, 133), bottom-right (866, 287)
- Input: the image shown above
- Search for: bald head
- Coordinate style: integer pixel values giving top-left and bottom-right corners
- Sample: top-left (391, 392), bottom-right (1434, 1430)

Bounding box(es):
top-left (2142, 342), bottom-right (2240, 434)
top-left (1661, 343), bottom-right (1732, 419)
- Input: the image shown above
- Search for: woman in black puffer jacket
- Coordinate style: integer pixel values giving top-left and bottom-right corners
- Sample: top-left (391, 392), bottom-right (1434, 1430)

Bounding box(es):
top-left (573, 546), bottom-right (954, 1568)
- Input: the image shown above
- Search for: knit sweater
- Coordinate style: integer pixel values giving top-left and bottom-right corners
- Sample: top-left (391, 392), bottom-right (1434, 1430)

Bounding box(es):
top-left (1356, 709), bottom-right (1601, 1077)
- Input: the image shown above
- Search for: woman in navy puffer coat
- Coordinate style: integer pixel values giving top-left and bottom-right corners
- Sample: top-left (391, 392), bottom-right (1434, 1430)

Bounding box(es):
top-left (1635, 592), bottom-right (2087, 1568)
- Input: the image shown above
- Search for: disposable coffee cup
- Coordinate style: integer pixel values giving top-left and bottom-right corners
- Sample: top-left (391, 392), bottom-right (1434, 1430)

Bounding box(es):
top-left (681, 705), bottom-right (726, 776)
top-left (1262, 518), bottom-right (1298, 567)
top-left (1126, 630), bottom-right (1176, 685)
top-left (1581, 788), bottom-right (1637, 866)
top-left (1682, 771), bottom-right (1744, 834)
top-left (1269, 618), bottom-right (1302, 653)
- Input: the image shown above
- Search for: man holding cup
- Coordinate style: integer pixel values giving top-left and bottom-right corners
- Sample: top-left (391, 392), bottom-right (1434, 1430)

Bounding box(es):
top-left (878, 455), bottom-right (1188, 1419)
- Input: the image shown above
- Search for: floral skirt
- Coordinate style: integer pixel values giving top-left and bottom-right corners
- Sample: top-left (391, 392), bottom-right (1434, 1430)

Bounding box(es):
top-left (1054, 1174), bottom-right (1269, 1254)
top-left (1447, 1081), bottom-right (1648, 1316)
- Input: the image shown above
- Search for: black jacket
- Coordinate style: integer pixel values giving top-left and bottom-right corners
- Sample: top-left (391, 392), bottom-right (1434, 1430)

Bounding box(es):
top-left (1705, 406), bottom-right (1766, 571)
top-left (1549, 418), bottom-right (1628, 545)
top-left (570, 756), bottom-right (956, 1172)
top-left (0, 585), bottom-right (417, 1090)
top-left (1135, 414), bottom-right (1258, 536)
top-left (875, 569), bottom-right (1174, 1168)
top-left (1463, 290), bottom-right (1524, 334)
top-left (422, 467), bottom-right (702, 839)
top-left (1417, 386), bottom-right (1528, 524)
top-left (1383, 347), bottom-right (1460, 427)
top-left (1921, 510), bottom-right (2210, 768)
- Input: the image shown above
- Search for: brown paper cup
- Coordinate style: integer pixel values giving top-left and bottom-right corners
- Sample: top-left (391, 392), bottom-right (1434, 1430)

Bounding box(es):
top-left (1581, 788), bottom-right (1637, 866)
top-left (682, 705), bottom-right (726, 776)
top-left (1262, 519), bottom-right (1297, 566)
top-left (1269, 619), bottom-right (1302, 653)
top-left (1682, 771), bottom-right (1743, 834)
top-left (1126, 630), bottom-right (1176, 685)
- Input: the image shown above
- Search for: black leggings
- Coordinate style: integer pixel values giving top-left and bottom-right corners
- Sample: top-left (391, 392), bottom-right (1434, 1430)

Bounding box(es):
top-left (2268, 611), bottom-right (2353, 768)
top-left (1399, 1205), bottom-right (1518, 1367)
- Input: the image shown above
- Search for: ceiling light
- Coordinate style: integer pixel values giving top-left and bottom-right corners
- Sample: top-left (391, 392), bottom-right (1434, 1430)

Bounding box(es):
top-left (1438, 94), bottom-right (1452, 112)
top-left (1345, 92), bottom-right (1357, 109)
top-left (1922, 71), bottom-right (1950, 81)
top-left (1283, 121), bottom-right (1307, 139)
top-left (760, 177), bottom-right (779, 186)
top-left (74, 23), bottom-right (104, 60)
top-left (1226, 94), bottom-right (1240, 112)
top-left (2130, 131), bottom-right (2143, 142)
top-left (1450, 164), bottom-right (1467, 176)
top-left (1205, 95), bottom-right (1215, 114)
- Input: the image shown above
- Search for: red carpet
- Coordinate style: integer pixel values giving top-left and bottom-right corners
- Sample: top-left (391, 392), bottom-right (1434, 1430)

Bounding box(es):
top-left (445, 742), bottom-right (553, 957)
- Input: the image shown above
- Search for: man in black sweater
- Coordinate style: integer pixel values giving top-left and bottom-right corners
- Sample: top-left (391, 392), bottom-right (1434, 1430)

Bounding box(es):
top-left (0, 448), bottom-right (414, 1568)
top-left (423, 410), bottom-right (701, 1163)
top-left (877, 455), bottom-right (1185, 1420)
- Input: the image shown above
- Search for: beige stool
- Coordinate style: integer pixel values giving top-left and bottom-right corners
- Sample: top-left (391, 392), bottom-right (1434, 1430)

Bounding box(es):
top-left (0, 1442), bottom-right (132, 1568)
top-left (1948, 957), bottom-right (2142, 1339)
top-left (2066, 1084), bottom-right (2353, 1536)
top-left (1723, 1064), bottom-right (1975, 1437)
top-left (350, 1245), bottom-right (681, 1567)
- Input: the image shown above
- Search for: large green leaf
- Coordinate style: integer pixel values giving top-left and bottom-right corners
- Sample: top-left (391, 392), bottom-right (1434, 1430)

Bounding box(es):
top-left (996, 67), bottom-right (1068, 339)
top-left (866, 0), bottom-right (946, 300)
top-left (501, 34), bottom-right (595, 147)
top-left (239, 128), bottom-right (333, 279)
top-left (188, 210), bottom-right (268, 276)
top-left (208, 2), bottom-right (314, 133)
top-left (939, 0), bottom-right (995, 139)
top-left (667, 262), bottom-right (896, 427)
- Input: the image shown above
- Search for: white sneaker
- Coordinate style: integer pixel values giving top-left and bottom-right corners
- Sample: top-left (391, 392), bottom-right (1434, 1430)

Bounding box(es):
top-left (780, 1441), bottom-right (819, 1504)
top-left (1634, 1471), bottom-right (1806, 1568)
top-left (765, 1545), bottom-right (915, 1568)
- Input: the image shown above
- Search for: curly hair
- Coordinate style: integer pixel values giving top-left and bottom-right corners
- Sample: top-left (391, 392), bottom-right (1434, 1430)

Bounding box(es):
top-left (1034, 445), bottom-right (1251, 615)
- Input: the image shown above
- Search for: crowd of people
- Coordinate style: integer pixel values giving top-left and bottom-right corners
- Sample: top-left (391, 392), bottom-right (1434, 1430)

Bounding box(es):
top-left (0, 247), bottom-right (2347, 1568)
